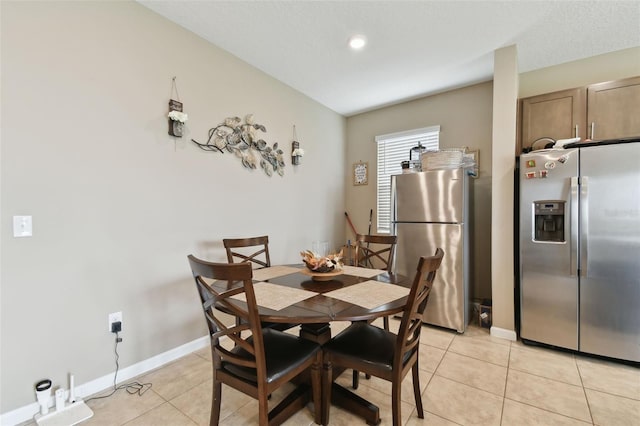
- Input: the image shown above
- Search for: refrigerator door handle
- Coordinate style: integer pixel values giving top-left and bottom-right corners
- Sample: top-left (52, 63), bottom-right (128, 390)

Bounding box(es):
top-left (580, 176), bottom-right (589, 277)
top-left (570, 176), bottom-right (579, 276)
top-left (390, 175), bottom-right (397, 224)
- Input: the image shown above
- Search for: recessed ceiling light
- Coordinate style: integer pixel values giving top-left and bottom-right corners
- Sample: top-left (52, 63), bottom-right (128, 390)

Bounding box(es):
top-left (348, 35), bottom-right (367, 50)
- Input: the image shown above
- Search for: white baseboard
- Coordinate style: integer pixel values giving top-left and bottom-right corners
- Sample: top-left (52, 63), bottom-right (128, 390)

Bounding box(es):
top-left (490, 326), bottom-right (517, 341)
top-left (0, 335), bottom-right (210, 426)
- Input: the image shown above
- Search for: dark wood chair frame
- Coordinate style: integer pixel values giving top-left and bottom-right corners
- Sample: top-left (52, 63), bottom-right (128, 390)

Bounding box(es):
top-left (352, 233), bottom-right (398, 388)
top-left (223, 235), bottom-right (298, 333)
top-left (321, 248), bottom-right (445, 426)
top-left (354, 233), bottom-right (397, 333)
top-left (223, 235), bottom-right (271, 268)
top-left (188, 255), bottom-right (322, 426)
top-left (353, 233), bottom-right (397, 273)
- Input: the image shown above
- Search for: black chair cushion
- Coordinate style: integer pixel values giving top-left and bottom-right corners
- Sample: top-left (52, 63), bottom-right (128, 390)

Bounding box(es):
top-left (223, 328), bottom-right (320, 384)
top-left (262, 321), bottom-right (299, 332)
top-left (323, 322), bottom-right (397, 371)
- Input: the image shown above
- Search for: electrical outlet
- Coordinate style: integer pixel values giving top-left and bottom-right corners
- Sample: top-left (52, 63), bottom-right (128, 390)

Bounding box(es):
top-left (108, 311), bottom-right (122, 332)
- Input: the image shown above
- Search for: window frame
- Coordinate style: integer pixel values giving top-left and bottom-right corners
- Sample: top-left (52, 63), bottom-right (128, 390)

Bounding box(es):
top-left (375, 125), bottom-right (440, 233)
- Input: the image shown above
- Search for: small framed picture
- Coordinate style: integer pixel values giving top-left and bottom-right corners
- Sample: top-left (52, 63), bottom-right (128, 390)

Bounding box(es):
top-left (353, 162), bottom-right (368, 185)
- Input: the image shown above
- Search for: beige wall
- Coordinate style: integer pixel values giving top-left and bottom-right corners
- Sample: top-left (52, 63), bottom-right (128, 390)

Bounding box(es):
top-left (345, 82), bottom-right (494, 301)
top-left (1, 1), bottom-right (345, 413)
top-left (519, 46), bottom-right (640, 98)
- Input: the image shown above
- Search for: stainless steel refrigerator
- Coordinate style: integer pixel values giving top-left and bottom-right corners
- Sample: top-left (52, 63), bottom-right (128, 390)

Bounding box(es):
top-left (391, 168), bottom-right (470, 332)
top-left (519, 141), bottom-right (640, 362)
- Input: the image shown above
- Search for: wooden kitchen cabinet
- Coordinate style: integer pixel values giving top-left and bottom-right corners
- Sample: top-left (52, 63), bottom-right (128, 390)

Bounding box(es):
top-left (518, 76), bottom-right (640, 154)
top-left (587, 76), bottom-right (640, 141)
top-left (520, 87), bottom-right (586, 153)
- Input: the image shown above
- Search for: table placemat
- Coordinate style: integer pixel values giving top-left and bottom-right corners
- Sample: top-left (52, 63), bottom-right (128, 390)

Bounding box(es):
top-left (252, 265), bottom-right (301, 281)
top-left (231, 282), bottom-right (316, 311)
top-left (323, 280), bottom-right (410, 309)
top-left (340, 265), bottom-right (386, 278)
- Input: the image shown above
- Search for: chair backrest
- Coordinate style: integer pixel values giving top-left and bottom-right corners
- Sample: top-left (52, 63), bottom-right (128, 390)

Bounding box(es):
top-left (354, 233), bottom-right (397, 272)
top-left (394, 248), bottom-right (444, 369)
top-left (223, 235), bottom-right (271, 268)
top-left (187, 255), bottom-right (267, 379)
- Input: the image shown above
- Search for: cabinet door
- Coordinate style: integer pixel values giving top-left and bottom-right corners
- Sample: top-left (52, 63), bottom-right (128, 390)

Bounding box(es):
top-left (587, 76), bottom-right (640, 140)
top-left (520, 88), bottom-right (586, 153)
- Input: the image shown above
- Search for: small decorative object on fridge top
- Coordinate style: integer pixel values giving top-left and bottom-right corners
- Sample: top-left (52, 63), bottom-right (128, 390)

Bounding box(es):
top-left (421, 148), bottom-right (465, 171)
top-left (409, 143), bottom-right (427, 171)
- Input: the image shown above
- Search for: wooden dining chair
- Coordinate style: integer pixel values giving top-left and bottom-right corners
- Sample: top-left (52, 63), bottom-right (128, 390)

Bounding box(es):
top-left (321, 249), bottom-right (444, 426)
top-left (187, 255), bottom-right (322, 426)
top-left (223, 235), bottom-right (271, 268)
top-left (354, 233), bottom-right (398, 329)
top-left (223, 235), bottom-right (298, 333)
top-left (352, 233), bottom-right (399, 388)
top-left (354, 233), bottom-right (397, 273)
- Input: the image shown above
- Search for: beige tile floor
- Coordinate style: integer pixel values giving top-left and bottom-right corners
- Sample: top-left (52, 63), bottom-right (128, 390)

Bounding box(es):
top-left (29, 319), bottom-right (640, 426)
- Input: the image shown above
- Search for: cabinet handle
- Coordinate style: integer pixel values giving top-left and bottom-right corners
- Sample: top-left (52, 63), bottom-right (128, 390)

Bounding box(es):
top-left (575, 124), bottom-right (579, 138)
top-left (590, 122), bottom-right (595, 140)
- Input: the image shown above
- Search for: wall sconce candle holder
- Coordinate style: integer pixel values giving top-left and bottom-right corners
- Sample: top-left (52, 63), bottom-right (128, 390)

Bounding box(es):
top-left (168, 99), bottom-right (188, 137)
top-left (292, 141), bottom-right (304, 165)
top-left (168, 77), bottom-right (187, 137)
top-left (291, 125), bottom-right (304, 165)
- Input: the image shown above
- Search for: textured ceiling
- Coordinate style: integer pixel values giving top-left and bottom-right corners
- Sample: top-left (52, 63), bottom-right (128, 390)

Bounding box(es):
top-left (139, 0), bottom-right (640, 116)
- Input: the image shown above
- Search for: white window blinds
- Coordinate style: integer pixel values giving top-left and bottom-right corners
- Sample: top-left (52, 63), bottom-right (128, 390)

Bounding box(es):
top-left (375, 126), bottom-right (440, 233)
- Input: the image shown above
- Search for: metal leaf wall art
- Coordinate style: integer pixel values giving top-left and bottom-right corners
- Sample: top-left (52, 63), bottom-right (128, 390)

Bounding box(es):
top-left (191, 114), bottom-right (285, 176)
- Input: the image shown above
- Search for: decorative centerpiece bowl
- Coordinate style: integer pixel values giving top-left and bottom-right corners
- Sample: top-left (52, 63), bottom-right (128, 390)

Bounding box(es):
top-left (300, 249), bottom-right (344, 280)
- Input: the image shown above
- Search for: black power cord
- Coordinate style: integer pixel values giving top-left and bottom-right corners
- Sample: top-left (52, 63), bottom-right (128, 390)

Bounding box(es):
top-left (85, 332), bottom-right (152, 402)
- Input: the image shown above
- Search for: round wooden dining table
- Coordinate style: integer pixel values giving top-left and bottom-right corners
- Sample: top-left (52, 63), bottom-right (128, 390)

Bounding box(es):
top-left (253, 265), bottom-right (410, 342)
top-left (209, 264), bottom-right (412, 425)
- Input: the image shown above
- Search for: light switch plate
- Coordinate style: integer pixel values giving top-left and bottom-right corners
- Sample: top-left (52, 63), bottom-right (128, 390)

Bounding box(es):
top-left (13, 216), bottom-right (32, 237)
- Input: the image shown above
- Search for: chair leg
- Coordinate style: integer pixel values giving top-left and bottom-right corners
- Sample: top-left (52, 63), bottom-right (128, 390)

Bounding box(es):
top-left (383, 315), bottom-right (389, 331)
top-left (352, 369), bottom-right (359, 389)
top-left (321, 360), bottom-right (332, 426)
top-left (210, 379), bottom-right (222, 426)
top-left (412, 362), bottom-right (424, 418)
top-left (391, 381), bottom-right (402, 426)
top-left (258, 389), bottom-right (269, 425)
top-left (235, 316), bottom-right (242, 343)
